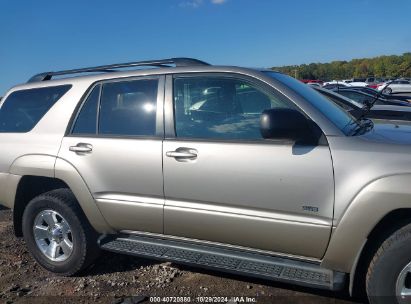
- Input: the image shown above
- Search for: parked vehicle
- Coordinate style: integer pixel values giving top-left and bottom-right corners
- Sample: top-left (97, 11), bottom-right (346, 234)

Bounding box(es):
top-left (2, 58), bottom-right (411, 303)
top-left (347, 86), bottom-right (411, 103)
top-left (300, 79), bottom-right (323, 85)
top-left (322, 83), bottom-right (349, 90)
top-left (331, 88), bottom-right (411, 107)
top-left (307, 82), bottom-right (322, 88)
top-left (352, 78), bottom-right (366, 82)
top-left (315, 87), bottom-right (411, 121)
top-left (377, 80), bottom-right (411, 94)
top-left (347, 81), bottom-right (368, 87)
top-left (365, 77), bottom-right (384, 89)
top-left (365, 77), bottom-right (383, 84)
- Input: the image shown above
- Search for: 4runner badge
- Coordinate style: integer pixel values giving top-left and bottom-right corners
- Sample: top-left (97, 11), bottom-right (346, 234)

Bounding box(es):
top-left (302, 205), bottom-right (319, 213)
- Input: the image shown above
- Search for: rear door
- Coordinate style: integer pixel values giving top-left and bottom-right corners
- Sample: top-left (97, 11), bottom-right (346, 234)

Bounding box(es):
top-left (162, 73), bottom-right (334, 259)
top-left (58, 76), bottom-right (165, 233)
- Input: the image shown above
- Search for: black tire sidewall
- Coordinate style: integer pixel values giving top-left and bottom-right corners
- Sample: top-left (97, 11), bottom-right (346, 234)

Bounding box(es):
top-left (367, 229), bottom-right (411, 303)
top-left (22, 194), bottom-right (88, 275)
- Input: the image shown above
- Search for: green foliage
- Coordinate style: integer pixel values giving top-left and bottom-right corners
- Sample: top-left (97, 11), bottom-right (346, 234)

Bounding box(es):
top-left (272, 53), bottom-right (411, 80)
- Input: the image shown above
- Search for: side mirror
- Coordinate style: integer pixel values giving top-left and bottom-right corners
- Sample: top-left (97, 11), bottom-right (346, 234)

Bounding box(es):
top-left (260, 108), bottom-right (311, 140)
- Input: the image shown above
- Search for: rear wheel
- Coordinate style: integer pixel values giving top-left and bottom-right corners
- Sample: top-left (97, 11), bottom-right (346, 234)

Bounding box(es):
top-left (383, 87), bottom-right (392, 94)
top-left (366, 222), bottom-right (411, 303)
top-left (22, 188), bottom-right (100, 276)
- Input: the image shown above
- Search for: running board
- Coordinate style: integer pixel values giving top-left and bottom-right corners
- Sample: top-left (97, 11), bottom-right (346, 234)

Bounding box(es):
top-left (99, 235), bottom-right (345, 291)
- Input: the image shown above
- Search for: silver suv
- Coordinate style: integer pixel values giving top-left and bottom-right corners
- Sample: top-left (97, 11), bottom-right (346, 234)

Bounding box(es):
top-left (1, 58), bottom-right (411, 303)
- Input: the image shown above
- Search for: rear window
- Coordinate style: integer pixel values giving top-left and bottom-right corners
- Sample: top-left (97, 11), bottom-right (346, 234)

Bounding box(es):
top-left (0, 85), bottom-right (71, 133)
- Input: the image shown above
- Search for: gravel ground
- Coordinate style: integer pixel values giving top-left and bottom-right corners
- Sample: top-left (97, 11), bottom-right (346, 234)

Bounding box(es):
top-left (0, 206), bottom-right (362, 304)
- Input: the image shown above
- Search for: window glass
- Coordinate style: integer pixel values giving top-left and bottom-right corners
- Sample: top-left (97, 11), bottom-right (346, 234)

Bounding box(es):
top-left (339, 91), bottom-right (368, 105)
top-left (174, 76), bottom-right (295, 140)
top-left (72, 85), bottom-right (100, 135)
top-left (0, 85), bottom-right (71, 133)
top-left (99, 79), bottom-right (158, 136)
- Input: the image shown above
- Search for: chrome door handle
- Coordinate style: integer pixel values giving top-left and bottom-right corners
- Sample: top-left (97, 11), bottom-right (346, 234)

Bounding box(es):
top-left (69, 143), bottom-right (93, 153)
top-left (166, 148), bottom-right (197, 160)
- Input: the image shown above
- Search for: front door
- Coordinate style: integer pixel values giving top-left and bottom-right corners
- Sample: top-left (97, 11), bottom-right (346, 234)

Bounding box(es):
top-left (59, 76), bottom-right (165, 233)
top-left (163, 73), bottom-right (334, 259)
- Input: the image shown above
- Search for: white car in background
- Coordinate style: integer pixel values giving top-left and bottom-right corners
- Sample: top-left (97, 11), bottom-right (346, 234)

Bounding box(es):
top-left (322, 80), bottom-right (350, 86)
top-left (348, 81), bottom-right (368, 87)
top-left (378, 80), bottom-right (411, 94)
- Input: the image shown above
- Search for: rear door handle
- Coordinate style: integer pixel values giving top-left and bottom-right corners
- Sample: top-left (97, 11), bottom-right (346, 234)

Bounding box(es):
top-left (166, 148), bottom-right (197, 160)
top-left (69, 143), bottom-right (93, 153)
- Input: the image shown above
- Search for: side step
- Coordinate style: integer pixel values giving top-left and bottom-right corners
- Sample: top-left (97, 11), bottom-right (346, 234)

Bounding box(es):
top-left (99, 235), bottom-right (345, 291)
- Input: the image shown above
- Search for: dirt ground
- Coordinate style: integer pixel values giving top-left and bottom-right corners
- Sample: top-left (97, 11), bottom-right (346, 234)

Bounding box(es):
top-left (0, 206), bottom-right (362, 304)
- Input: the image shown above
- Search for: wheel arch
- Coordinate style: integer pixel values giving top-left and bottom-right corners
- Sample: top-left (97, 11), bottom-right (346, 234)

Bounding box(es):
top-left (349, 208), bottom-right (411, 297)
top-left (10, 155), bottom-right (114, 236)
top-left (321, 174), bottom-right (411, 295)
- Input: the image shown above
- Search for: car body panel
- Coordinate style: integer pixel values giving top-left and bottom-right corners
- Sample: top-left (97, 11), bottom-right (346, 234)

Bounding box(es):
top-left (57, 75), bottom-right (166, 233)
top-left (0, 173), bottom-right (21, 209)
top-left (0, 63), bottom-right (411, 282)
top-left (54, 158), bottom-right (115, 233)
top-left (322, 174), bottom-right (411, 272)
top-left (59, 137), bottom-right (164, 233)
top-left (163, 140), bottom-right (335, 258)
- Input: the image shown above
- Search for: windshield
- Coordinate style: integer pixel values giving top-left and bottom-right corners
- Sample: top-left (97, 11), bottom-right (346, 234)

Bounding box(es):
top-left (263, 72), bottom-right (360, 135)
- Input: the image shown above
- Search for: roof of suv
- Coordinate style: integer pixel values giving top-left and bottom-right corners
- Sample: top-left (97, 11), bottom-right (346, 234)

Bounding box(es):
top-left (7, 58), bottom-right (279, 94)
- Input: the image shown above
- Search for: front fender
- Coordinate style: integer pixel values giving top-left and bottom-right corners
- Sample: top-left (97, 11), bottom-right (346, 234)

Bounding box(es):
top-left (322, 174), bottom-right (411, 273)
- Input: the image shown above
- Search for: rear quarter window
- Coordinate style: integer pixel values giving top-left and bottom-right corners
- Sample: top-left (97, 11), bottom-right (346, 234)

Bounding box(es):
top-left (0, 85), bottom-right (71, 133)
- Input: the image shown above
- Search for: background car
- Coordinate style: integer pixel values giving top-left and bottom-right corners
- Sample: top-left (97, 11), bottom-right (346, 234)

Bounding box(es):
top-left (347, 81), bottom-right (368, 87)
top-left (314, 87), bottom-right (411, 121)
top-left (307, 82), bottom-right (322, 88)
top-left (322, 83), bottom-right (350, 90)
top-left (346, 86), bottom-right (411, 103)
top-left (331, 88), bottom-right (411, 107)
top-left (377, 80), bottom-right (411, 94)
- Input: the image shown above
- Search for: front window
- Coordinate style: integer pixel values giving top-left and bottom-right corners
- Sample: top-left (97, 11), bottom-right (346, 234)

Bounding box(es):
top-left (173, 75), bottom-right (297, 140)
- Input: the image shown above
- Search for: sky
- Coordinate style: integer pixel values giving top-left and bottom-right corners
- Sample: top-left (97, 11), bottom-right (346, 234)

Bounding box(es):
top-left (0, 0), bottom-right (410, 95)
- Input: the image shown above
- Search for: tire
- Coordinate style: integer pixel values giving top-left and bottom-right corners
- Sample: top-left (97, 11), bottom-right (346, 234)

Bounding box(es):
top-left (366, 222), bottom-right (411, 304)
top-left (22, 188), bottom-right (100, 276)
top-left (384, 87), bottom-right (392, 94)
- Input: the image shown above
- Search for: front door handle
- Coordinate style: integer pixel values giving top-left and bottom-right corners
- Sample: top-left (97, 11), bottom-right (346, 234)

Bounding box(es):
top-left (69, 143), bottom-right (93, 153)
top-left (166, 148), bottom-right (197, 160)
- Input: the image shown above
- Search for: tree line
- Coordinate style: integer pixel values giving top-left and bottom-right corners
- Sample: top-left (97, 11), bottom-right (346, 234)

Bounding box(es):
top-left (271, 53), bottom-right (411, 81)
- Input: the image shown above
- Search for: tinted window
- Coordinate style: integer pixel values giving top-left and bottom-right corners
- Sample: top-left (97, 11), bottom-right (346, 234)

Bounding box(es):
top-left (72, 85), bottom-right (100, 135)
top-left (0, 85), bottom-right (71, 133)
top-left (339, 91), bottom-right (371, 105)
top-left (174, 76), bottom-right (295, 140)
top-left (99, 79), bottom-right (158, 136)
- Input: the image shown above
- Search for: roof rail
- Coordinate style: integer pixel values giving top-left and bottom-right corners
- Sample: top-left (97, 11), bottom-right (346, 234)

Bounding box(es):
top-left (27, 58), bottom-right (210, 83)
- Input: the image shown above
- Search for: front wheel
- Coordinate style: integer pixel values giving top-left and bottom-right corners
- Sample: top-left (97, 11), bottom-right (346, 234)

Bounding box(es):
top-left (22, 189), bottom-right (100, 276)
top-left (366, 222), bottom-right (411, 303)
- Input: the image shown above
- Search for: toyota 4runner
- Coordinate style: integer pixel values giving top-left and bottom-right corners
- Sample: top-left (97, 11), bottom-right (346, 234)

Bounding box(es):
top-left (1, 58), bottom-right (411, 303)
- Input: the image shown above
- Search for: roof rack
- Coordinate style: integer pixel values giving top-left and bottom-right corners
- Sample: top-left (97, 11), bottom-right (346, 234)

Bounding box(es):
top-left (27, 57), bottom-right (210, 83)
